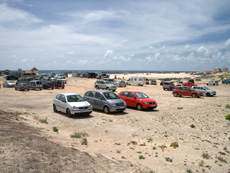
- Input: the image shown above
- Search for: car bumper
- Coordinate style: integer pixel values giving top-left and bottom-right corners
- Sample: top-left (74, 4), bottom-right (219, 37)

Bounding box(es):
top-left (70, 109), bottom-right (92, 114)
top-left (110, 106), bottom-right (126, 112)
top-left (143, 104), bottom-right (158, 109)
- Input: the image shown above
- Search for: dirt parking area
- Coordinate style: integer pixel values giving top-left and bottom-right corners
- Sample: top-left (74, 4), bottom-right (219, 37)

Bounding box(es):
top-left (0, 76), bottom-right (230, 172)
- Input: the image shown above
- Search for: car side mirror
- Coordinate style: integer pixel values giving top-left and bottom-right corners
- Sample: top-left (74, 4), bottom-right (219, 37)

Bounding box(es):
top-left (133, 96), bottom-right (136, 99)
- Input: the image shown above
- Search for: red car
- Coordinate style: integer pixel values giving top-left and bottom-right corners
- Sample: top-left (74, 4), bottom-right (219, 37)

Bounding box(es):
top-left (118, 91), bottom-right (157, 110)
top-left (172, 86), bottom-right (201, 98)
top-left (183, 82), bottom-right (197, 87)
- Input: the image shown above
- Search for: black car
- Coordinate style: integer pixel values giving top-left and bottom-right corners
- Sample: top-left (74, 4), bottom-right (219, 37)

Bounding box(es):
top-left (222, 79), bottom-right (230, 84)
top-left (42, 80), bottom-right (54, 89)
top-left (88, 72), bottom-right (98, 78)
top-left (6, 75), bottom-right (18, 80)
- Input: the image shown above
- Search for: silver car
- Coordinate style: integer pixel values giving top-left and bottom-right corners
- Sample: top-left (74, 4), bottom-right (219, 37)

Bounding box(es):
top-left (94, 80), bottom-right (117, 91)
top-left (114, 80), bottom-right (126, 87)
top-left (83, 90), bottom-right (126, 114)
top-left (191, 86), bottom-right (216, 97)
top-left (53, 93), bottom-right (92, 117)
top-left (3, 80), bottom-right (15, 87)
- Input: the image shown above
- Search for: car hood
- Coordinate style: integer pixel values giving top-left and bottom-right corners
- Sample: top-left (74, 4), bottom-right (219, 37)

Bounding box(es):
top-left (68, 101), bottom-right (91, 107)
top-left (108, 99), bottom-right (126, 105)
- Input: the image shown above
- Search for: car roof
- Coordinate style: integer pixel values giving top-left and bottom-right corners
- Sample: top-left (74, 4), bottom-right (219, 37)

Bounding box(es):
top-left (57, 93), bottom-right (80, 96)
top-left (119, 91), bottom-right (142, 93)
top-left (86, 89), bottom-right (112, 93)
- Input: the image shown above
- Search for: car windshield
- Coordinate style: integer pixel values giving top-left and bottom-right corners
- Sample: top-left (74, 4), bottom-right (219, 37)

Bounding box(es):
top-left (67, 95), bottom-right (85, 102)
top-left (8, 81), bottom-right (14, 83)
top-left (135, 92), bottom-right (149, 98)
top-left (105, 81), bottom-right (111, 84)
top-left (203, 86), bottom-right (210, 90)
top-left (103, 92), bottom-right (119, 100)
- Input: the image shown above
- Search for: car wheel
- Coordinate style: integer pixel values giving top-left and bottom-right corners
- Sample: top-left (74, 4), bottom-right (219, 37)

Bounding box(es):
top-left (173, 92), bottom-right (178, 97)
top-left (66, 108), bottom-right (72, 117)
top-left (192, 93), bottom-right (197, 98)
top-left (15, 88), bottom-right (17, 90)
top-left (206, 93), bottom-right (211, 97)
top-left (103, 106), bottom-right (110, 114)
top-left (95, 86), bottom-right (99, 89)
top-left (53, 104), bottom-right (57, 112)
top-left (136, 104), bottom-right (142, 111)
top-left (106, 87), bottom-right (110, 90)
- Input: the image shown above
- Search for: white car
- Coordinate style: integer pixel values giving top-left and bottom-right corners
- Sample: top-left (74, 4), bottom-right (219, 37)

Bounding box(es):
top-left (53, 93), bottom-right (92, 117)
top-left (191, 86), bottom-right (216, 97)
top-left (3, 80), bottom-right (15, 87)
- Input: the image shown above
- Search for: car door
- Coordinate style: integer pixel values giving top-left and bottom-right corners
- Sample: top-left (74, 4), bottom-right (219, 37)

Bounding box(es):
top-left (128, 92), bottom-right (137, 107)
top-left (94, 92), bottom-right (104, 110)
top-left (84, 91), bottom-right (95, 108)
top-left (58, 94), bottom-right (67, 113)
top-left (119, 92), bottom-right (129, 106)
top-left (183, 87), bottom-right (191, 96)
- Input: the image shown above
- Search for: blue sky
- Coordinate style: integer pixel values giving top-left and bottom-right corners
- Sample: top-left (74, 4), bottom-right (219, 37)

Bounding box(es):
top-left (0, 0), bottom-right (230, 71)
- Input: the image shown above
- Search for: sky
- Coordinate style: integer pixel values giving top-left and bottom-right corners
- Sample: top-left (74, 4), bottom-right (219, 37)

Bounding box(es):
top-left (0, 0), bottom-right (230, 72)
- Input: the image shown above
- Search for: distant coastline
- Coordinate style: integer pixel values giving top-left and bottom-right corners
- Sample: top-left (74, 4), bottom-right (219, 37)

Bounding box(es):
top-left (35, 70), bottom-right (198, 75)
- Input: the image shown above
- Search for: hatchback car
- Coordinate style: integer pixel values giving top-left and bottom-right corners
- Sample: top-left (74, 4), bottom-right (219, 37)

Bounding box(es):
top-left (15, 83), bottom-right (30, 91)
top-left (53, 93), bottom-right (92, 117)
top-left (83, 90), bottom-right (126, 114)
top-left (41, 80), bottom-right (54, 89)
top-left (163, 81), bottom-right (175, 91)
top-left (172, 86), bottom-right (201, 98)
top-left (150, 79), bottom-right (157, 85)
top-left (29, 80), bottom-right (43, 90)
top-left (118, 91), bottom-right (157, 110)
top-left (206, 80), bottom-right (218, 85)
top-left (191, 86), bottom-right (216, 97)
top-left (3, 80), bottom-right (15, 87)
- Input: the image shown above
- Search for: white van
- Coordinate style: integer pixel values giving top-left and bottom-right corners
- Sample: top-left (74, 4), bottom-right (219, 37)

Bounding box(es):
top-left (126, 76), bottom-right (146, 86)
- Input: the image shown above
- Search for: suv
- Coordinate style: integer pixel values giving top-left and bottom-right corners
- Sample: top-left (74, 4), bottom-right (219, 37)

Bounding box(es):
top-left (222, 79), bottom-right (230, 84)
top-left (29, 80), bottom-right (43, 90)
top-left (94, 80), bottom-right (116, 91)
top-left (88, 72), bottom-right (98, 78)
top-left (83, 90), bottom-right (126, 114)
top-left (41, 80), bottom-right (54, 89)
top-left (97, 73), bottom-right (109, 79)
top-left (191, 86), bottom-right (216, 97)
top-left (6, 75), bottom-right (18, 80)
top-left (172, 86), bottom-right (202, 98)
top-left (206, 80), bottom-right (218, 85)
top-left (103, 78), bottom-right (115, 84)
top-left (163, 81), bottom-right (175, 91)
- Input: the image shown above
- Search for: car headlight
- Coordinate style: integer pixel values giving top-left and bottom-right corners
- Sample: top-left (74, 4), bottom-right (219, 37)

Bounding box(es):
top-left (73, 106), bottom-right (78, 110)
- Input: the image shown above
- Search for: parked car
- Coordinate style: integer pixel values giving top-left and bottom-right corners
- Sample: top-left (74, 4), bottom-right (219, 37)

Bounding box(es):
top-left (150, 79), bottom-right (157, 85)
top-left (206, 80), bottom-right (218, 85)
top-left (83, 90), bottom-right (126, 114)
top-left (53, 93), bottom-right (92, 117)
top-left (53, 80), bottom-right (65, 89)
top-left (114, 80), bottom-right (126, 87)
top-left (42, 80), bottom-right (54, 89)
top-left (16, 77), bottom-right (34, 85)
top-left (97, 73), bottom-right (109, 79)
top-left (88, 72), bottom-right (98, 78)
top-left (15, 83), bottom-right (29, 91)
top-left (146, 78), bottom-right (149, 84)
top-left (163, 81), bottom-right (175, 91)
top-left (6, 75), bottom-right (18, 80)
top-left (183, 82), bottom-right (197, 87)
top-left (191, 86), bottom-right (216, 97)
top-left (3, 80), bottom-right (15, 87)
top-left (29, 80), bottom-right (43, 90)
top-left (172, 86), bottom-right (201, 98)
top-left (94, 80), bottom-right (116, 91)
top-left (222, 79), bottom-right (230, 84)
top-left (103, 78), bottom-right (116, 84)
top-left (80, 73), bottom-right (88, 78)
top-left (118, 91), bottom-right (157, 110)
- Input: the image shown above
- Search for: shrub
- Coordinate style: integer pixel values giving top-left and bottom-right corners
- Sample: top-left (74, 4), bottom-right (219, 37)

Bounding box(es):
top-left (39, 119), bottom-right (48, 124)
top-left (202, 153), bottom-right (211, 160)
top-left (70, 132), bottom-right (88, 138)
top-left (226, 104), bottom-right (230, 109)
top-left (190, 124), bottom-right (196, 128)
top-left (165, 157), bottom-right (173, 162)
top-left (170, 142), bottom-right (179, 149)
top-left (139, 155), bottom-right (145, 159)
top-left (177, 107), bottom-right (183, 110)
top-left (52, 127), bottom-right (58, 133)
top-left (225, 114), bottom-right (230, 121)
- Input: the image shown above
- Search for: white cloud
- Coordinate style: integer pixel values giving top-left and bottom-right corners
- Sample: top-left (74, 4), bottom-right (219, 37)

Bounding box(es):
top-left (225, 38), bottom-right (230, 48)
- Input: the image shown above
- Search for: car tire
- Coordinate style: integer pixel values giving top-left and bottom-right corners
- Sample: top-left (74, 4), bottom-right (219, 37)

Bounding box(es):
top-left (136, 104), bottom-right (142, 111)
top-left (192, 93), bottom-right (197, 98)
top-left (103, 106), bottom-right (110, 114)
top-left (95, 86), bottom-right (99, 89)
top-left (206, 93), bottom-right (210, 97)
top-left (173, 92), bottom-right (178, 97)
top-left (66, 108), bottom-right (72, 117)
top-left (53, 104), bottom-right (57, 112)
top-left (106, 87), bottom-right (110, 90)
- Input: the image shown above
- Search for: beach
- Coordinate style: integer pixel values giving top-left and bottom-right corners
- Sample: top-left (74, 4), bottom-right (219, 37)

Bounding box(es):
top-left (0, 72), bottom-right (230, 172)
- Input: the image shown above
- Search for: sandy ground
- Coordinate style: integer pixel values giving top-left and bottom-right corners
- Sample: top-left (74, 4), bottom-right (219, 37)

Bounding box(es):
top-left (0, 73), bottom-right (230, 173)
